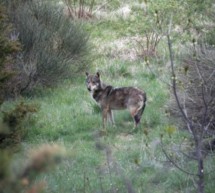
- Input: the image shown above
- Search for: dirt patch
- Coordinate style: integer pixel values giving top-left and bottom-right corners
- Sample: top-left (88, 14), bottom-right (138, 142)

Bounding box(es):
top-left (99, 36), bottom-right (145, 61)
top-left (94, 5), bottom-right (131, 20)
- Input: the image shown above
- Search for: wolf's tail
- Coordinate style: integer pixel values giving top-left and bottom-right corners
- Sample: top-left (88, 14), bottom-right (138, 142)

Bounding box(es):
top-left (134, 93), bottom-right (147, 125)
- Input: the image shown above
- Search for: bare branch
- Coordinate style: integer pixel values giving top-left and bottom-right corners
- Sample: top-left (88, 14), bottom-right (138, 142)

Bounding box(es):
top-left (160, 139), bottom-right (196, 176)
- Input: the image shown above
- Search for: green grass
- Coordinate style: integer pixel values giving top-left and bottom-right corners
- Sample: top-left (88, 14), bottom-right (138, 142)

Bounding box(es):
top-left (8, 70), bottom-right (178, 193)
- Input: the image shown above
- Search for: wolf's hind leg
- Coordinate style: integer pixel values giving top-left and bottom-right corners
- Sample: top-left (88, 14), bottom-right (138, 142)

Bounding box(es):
top-left (129, 106), bottom-right (139, 128)
top-left (108, 110), bottom-right (115, 126)
top-left (129, 102), bottom-right (145, 128)
top-left (134, 103), bottom-right (146, 127)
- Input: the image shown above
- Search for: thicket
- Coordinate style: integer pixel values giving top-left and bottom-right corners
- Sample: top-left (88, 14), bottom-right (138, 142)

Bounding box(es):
top-left (2, 0), bottom-right (90, 96)
top-left (169, 45), bottom-right (215, 132)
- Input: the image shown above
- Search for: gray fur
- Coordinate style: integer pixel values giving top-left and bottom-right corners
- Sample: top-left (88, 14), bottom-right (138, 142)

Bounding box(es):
top-left (86, 72), bottom-right (146, 128)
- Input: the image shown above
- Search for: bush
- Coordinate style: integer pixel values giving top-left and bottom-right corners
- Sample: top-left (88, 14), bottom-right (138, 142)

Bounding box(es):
top-left (7, 0), bottom-right (90, 94)
top-left (168, 44), bottom-right (215, 133)
top-left (204, 11), bottom-right (215, 46)
top-left (0, 4), bottom-right (21, 102)
top-left (205, 29), bottom-right (215, 46)
top-left (0, 144), bottom-right (65, 193)
top-left (0, 102), bottom-right (38, 148)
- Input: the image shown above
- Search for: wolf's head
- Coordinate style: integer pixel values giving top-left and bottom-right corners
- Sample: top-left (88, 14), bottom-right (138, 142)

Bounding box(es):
top-left (85, 72), bottom-right (101, 92)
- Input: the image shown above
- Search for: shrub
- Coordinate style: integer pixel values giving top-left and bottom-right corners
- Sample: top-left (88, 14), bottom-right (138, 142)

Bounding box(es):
top-left (205, 29), bottom-right (215, 46)
top-left (204, 11), bottom-right (215, 46)
top-left (0, 102), bottom-right (38, 148)
top-left (169, 45), bottom-right (215, 132)
top-left (7, 0), bottom-right (90, 94)
top-left (0, 144), bottom-right (65, 193)
top-left (0, 4), bottom-right (21, 102)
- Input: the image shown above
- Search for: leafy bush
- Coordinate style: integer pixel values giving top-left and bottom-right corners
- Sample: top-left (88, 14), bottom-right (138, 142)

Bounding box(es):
top-left (8, 0), bottom-right (90, 93)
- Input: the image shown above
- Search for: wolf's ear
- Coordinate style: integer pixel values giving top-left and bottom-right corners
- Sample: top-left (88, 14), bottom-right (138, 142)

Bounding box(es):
top-left (86, 72), bottom-right (89, 77)
top-left (96, 72), bottom-right (100, 78)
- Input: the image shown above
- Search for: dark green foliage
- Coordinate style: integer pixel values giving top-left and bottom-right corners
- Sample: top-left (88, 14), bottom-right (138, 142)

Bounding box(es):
top-left (0, 150), bottom-right (10, 180)
top-left (0, 4), bottom-right (21, 103)
top-left (0, 102), bottom-right (38, 148)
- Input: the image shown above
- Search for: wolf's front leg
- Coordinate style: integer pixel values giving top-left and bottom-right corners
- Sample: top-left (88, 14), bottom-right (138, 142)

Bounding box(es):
top-left (102, 108), bottom-right (108, 129)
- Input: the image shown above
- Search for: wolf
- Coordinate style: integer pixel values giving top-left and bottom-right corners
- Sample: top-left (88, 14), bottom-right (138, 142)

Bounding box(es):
top-left (86, 72), bottom-right (147, 129)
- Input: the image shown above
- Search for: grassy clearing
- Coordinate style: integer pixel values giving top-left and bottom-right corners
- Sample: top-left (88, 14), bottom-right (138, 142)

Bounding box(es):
top-left (9, 62), bottom-right (172, 192)
top-left (12, 67), bottom-right (177, 193)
